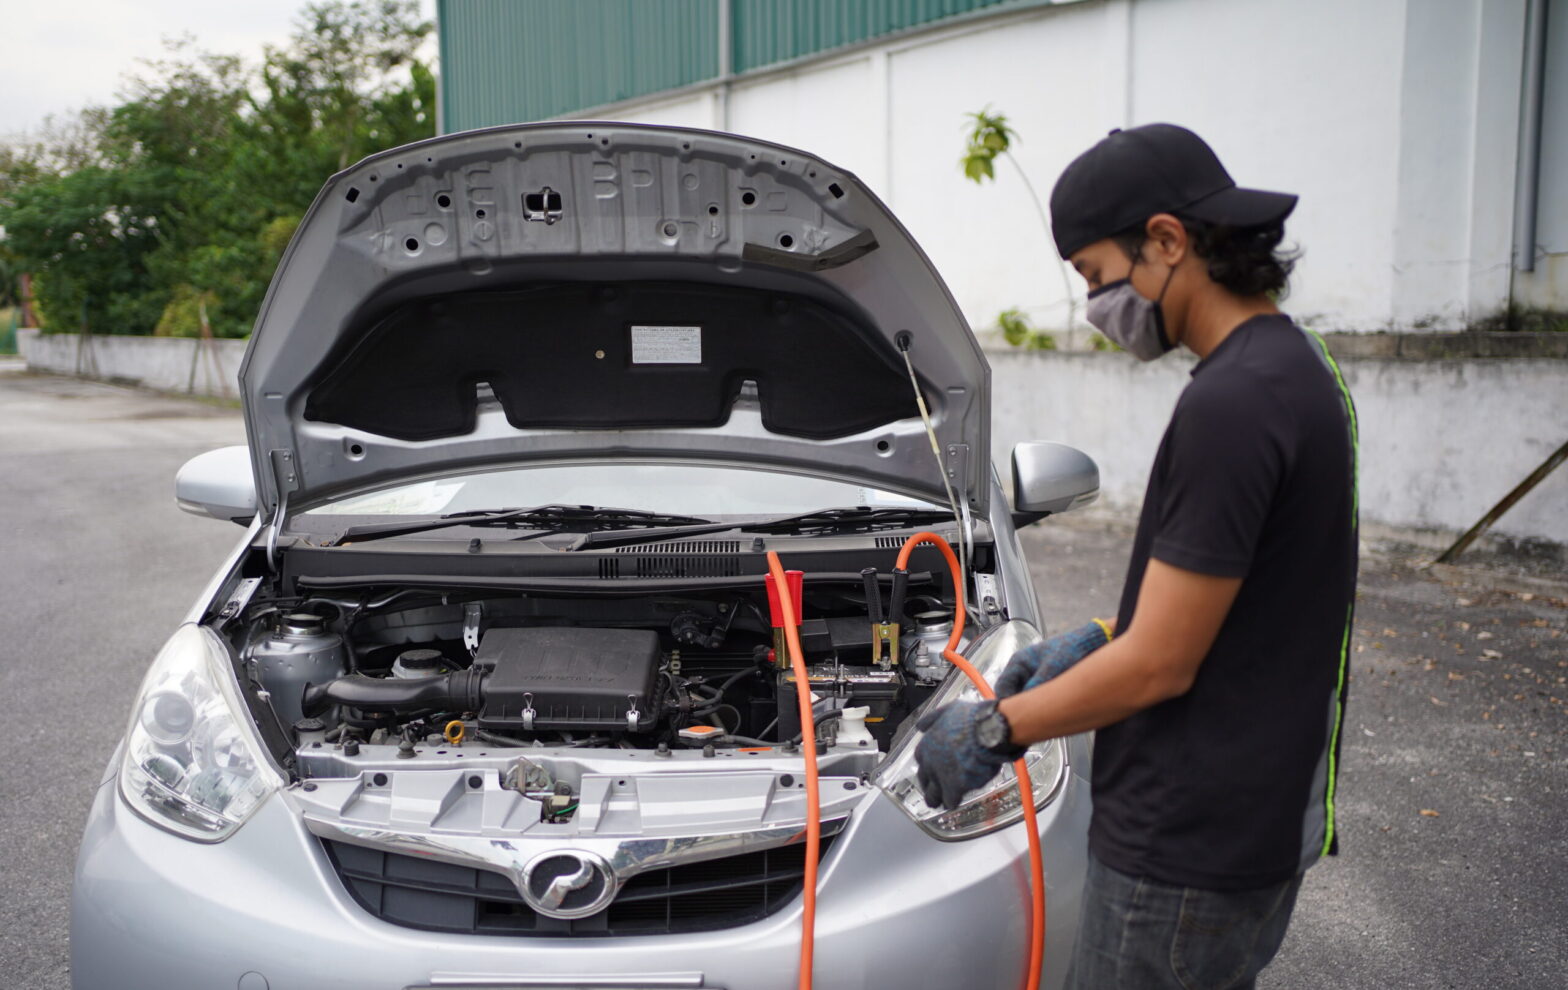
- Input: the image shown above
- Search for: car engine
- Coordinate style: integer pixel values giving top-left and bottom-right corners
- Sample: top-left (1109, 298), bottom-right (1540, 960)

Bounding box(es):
top-left (240, 583), bottom-right (969, 766)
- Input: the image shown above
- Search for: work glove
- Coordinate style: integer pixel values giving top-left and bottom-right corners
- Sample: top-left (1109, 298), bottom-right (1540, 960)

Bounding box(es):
top-left (993, 619), bottom-right (1112, 699)
top-left (913, 700), bottom-right (1013, 811)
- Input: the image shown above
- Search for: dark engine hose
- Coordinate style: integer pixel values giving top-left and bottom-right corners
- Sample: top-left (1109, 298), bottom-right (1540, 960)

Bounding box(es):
top-left (788, 706), bottom-right (849, 745)
top-left (301, 668), bottom-right (487, 718)
top-left (688, 681), bottom-right (722, 702)
top-left (717, 664), bottom-right (764, 695)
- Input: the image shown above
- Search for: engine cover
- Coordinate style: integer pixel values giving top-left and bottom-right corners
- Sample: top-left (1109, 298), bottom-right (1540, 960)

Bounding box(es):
top-left (475, 627), bottom-right (660, 733)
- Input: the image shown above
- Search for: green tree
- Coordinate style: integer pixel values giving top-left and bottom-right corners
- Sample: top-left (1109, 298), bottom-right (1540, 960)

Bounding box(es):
top-left (961, 107), bottom-right (1079, 332)
top-left (0, 255), bottom-right (17, 309)
top-left (105, 41), bottom-right (253, 335)
top-left (0, 0), bottom-right (434, 338)
top-left (1, 165), bottom-right (167, 333)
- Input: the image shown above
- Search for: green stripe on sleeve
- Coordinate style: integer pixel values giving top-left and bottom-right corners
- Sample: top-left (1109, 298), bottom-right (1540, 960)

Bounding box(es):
top-left (1308, 331), bottom-right (1358, 857)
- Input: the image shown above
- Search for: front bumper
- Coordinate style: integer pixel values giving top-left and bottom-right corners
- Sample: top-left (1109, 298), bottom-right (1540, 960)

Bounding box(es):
top-left (72, 765), bottom-right (1089, 990)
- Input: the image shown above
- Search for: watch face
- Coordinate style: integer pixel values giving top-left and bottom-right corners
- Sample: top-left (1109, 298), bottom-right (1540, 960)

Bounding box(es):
top-left (976, 709), bottom-right (1007, 749)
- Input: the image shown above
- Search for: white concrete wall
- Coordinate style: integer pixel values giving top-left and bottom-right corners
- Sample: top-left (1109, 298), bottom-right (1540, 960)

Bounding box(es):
top-left (569, 0), bottom-right (1562, 333)
top-left (1391, 0), bottom-right (1530, 328)
top-left (1124, 0), bottom-right (1409, 330)
top-left (15, 329), bottom-right (244, 398)
top-left (989, 348), bottom-right (1568, 546)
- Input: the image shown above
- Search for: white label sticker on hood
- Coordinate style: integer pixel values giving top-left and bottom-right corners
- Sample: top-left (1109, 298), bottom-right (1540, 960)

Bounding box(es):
top-left (631, 325), bottom-right (702, 364)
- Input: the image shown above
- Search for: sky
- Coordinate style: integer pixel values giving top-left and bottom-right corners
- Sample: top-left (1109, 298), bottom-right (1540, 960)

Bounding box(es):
top-left (0, 0), bottom-right (437, 143)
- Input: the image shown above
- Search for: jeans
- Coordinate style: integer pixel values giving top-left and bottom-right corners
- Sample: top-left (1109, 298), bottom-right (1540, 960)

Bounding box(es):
top-left (1065, 853), bottom-right (1305, 989)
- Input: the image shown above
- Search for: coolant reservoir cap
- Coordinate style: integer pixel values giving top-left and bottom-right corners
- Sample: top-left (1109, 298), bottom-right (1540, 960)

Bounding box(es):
top-left (397, 648), bottom-right (444, 671)
top-left (392, 648), bottom-right (449, 680)
top-left (836, 706), bottom-right (875, 748)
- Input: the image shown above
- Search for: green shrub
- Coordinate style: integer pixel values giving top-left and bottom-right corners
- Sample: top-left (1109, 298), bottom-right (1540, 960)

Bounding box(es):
top-left (154, 285), bottom-right (218, 337)
top-left (996, 307), bottom-right (1057, 350)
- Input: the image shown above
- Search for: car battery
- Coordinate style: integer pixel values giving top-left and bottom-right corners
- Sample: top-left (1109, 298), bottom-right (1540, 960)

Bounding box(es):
top-left (776, 665), bottom-right (904, 748)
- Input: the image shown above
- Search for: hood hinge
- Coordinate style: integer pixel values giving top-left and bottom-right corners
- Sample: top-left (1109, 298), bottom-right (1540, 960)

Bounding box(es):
top-left (944, 442), bottom-right (974, 506)
top-left (265, 448), bottom-right (300, 573)
top-left (972, 571), bottom-right (1006, 620)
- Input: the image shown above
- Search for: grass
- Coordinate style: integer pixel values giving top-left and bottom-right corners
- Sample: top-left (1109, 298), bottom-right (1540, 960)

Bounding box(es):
top-left (0, 307), bottom-right (17, 355)
top-left (1469, 305), bottom-right (1568, 332)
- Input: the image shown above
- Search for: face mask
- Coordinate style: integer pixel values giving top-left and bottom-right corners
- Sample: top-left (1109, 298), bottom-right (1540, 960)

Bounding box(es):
top-left (1085, 260), bottom-right (1177, 362)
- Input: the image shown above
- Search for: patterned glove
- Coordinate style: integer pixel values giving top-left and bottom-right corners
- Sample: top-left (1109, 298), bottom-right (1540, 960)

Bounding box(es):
top-left (993, 620), bottom-right (1112, 699)
top-left (913, 701), bottom-right (1011, 811)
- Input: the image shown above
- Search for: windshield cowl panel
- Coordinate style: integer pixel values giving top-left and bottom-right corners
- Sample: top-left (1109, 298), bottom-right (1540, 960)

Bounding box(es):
top-left (293, 462), bottom-right (943, 529)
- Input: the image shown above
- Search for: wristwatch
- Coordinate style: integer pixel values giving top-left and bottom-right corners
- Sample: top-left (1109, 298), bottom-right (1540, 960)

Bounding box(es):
top-left (974, 700), bottom-right (1026, 759)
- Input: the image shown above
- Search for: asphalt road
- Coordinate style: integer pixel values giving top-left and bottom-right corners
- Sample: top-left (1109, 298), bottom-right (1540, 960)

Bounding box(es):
top-left (0, 367), bottom-right (245, 987)
top-left (1022, 519), bottom-right (1568, 989)
top-left (1, 365), bottom-right (1563, 988)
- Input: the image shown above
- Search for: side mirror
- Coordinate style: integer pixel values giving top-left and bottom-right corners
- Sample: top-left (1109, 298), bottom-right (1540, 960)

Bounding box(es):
top-left (1011, 441), bottom-right (1099, 527)
top-left (176, 446), bottom-right (257, 524)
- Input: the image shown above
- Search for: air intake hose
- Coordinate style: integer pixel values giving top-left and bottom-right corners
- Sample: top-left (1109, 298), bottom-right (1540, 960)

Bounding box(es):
top-left (301, 668), bottom-right (487, 718)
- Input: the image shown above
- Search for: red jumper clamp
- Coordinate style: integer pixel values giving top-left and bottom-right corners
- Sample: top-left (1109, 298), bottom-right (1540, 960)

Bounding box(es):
top-left (764, 569), bottom-right (805, 669)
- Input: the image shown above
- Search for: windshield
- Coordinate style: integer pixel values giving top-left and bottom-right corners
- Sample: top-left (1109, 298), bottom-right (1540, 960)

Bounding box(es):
top-left (299, 463), bottom-right (941, 520)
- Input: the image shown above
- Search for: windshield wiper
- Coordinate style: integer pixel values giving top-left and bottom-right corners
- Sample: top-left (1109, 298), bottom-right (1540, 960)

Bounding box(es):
top-left (569, 505), bottom-right (955, 551)
top-left (741, 506), bottom-right (955, 535)
top-left (331, 504), bottom-right (714, 546)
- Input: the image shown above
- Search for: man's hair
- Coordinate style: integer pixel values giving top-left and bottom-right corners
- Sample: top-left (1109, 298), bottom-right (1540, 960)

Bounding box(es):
top-left (1113, 218), bottom-right (1299, 298)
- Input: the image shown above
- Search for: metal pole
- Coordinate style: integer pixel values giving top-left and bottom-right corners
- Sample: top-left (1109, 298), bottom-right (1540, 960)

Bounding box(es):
top-left (1436, 437), bottom-right (1568, 563)
top-left (1513, 0), bottom-right (1550, 272)
top-left (716, 0), bottom-right (732, 130)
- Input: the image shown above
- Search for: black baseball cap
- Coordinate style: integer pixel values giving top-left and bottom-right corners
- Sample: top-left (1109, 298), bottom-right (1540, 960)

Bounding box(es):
top-left (1049, 123), bottom-right (1297, 258)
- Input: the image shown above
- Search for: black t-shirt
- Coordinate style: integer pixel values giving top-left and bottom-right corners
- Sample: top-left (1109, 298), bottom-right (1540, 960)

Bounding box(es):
top-left (1091, 314), bottom-right (1358, 891)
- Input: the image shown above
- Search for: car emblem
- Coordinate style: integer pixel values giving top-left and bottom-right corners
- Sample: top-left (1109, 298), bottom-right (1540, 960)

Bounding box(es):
top-left (519, 850), bottom-right (616, 919)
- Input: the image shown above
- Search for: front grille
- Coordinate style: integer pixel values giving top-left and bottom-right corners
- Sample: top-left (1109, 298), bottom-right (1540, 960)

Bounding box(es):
top-left (322, 833), bottom-right (835, 937)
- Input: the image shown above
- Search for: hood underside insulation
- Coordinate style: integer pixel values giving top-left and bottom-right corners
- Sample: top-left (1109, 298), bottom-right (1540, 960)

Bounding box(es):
top-left (304, 280), bottom-right (920, 441)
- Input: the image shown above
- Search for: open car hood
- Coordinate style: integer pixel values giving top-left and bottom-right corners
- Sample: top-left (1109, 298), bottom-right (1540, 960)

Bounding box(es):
top-left (240, 122), bottom-right (989, 519)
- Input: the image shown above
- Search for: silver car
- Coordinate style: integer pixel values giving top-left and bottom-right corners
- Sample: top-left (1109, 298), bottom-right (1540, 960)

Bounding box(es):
top-left (71, 123), bottom-right (1100, 990)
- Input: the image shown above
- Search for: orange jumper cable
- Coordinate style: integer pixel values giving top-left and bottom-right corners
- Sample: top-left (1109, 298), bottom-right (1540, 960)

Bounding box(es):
top-left (894, 531), bottom-right (1046, 989)
top-left (765, 551), bottom-right (822, 990)
top-left (768, 532), bottom-right (1046, 990)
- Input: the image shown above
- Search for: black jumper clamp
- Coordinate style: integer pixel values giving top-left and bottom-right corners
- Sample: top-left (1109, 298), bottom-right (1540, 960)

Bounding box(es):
top-left (862, 566), bottom-right (907, 670)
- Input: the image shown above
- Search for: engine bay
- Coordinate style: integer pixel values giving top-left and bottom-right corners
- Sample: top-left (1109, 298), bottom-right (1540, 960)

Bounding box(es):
top-left (228, 560), bottom-right (984, 821)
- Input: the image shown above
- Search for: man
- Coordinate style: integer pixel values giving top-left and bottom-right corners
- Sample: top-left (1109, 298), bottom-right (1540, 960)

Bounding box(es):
top-left (914, 123), bottom-right (1358, 989)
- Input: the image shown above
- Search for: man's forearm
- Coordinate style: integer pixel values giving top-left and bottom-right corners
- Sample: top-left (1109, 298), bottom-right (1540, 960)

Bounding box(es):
top-left (996, 634), bottom-right (1189, 744)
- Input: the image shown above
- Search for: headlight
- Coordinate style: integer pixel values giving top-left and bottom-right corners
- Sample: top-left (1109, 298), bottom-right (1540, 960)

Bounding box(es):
top-left (119, 624), bottom-right (283, 841)
top-left (877, 619), bottom-right (1068, 840)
